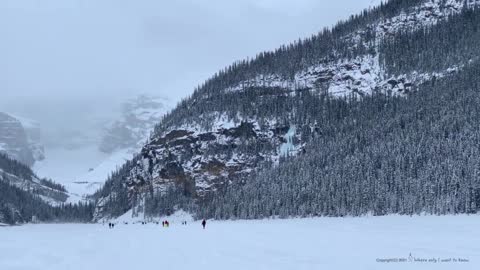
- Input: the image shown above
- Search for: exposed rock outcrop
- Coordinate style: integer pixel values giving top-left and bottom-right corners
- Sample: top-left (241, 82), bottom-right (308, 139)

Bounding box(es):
top-left (0, 112), bottom-right (36, 166)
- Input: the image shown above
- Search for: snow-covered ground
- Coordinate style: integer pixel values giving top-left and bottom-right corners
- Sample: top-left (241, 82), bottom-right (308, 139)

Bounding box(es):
top-left (0, 215), bottom-right (479, 270)
top-left (34, 147), bottom-right (133, 202)
top-left (33, 146), bottom-right (109, 185)
top-left (111, 209), bottom-right (194, 224)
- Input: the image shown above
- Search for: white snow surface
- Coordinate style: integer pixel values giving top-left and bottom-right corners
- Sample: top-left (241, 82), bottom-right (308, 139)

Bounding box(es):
top-left (0, 215), bottom-right (479, 270)
top-left (34, 147), bottom-right (133, 202)
top-left (112, 209), bottom-right (194, 225)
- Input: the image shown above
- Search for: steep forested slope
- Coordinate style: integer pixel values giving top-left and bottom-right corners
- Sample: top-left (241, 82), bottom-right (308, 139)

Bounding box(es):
top-left (0, 154), bottom-right (94, 224)
top-left (0, 153), bottom-right (68, 204)
top-left (94, 0), bottom-right (480, 220)
top-left (202, 62), bottom-right (480, 219)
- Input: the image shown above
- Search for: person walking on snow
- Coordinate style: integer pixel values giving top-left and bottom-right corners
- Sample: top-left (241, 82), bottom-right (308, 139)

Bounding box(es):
top-left (202, 219), bottom-right (206, 229)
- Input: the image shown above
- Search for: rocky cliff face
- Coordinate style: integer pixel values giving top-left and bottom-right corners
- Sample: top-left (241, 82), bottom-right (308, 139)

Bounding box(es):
top-left (99, 95), bottom-right (171, 154)
top-left (128, 121), bottom-right (294, 197)
top-left (14, 115), bottom-right (45, 162)
top-left (0, 112), bottom-right (37, 166)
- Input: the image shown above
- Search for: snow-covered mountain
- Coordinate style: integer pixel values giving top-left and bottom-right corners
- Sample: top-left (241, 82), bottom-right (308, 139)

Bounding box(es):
top-left (0, 112), bottom-right (44, 167)
top-left (224, 0), bottom-right (478, 98)
top-left (12, 115), bottom-right (46, 162)
top-left (99, 95), bottom-right (172, 154)
top-left (31, 95), bottom-right (171, 202)
top-left (93, 0), bottom-right (480, 221)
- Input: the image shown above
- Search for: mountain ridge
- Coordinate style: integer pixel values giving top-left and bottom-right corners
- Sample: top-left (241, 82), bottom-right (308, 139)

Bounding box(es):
top-left (93, 0), bottom-right (480, 221)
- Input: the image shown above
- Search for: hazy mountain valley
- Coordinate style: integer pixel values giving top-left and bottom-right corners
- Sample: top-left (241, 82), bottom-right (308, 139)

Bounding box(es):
top-left (2, 1), bottom-right (480, 268)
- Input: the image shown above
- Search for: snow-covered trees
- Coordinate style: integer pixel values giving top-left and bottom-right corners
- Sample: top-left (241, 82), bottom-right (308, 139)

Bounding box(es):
top-left (94, 1), bottom-right (480, 220)
top-left (202, 62), bottom-right (480, 219)
top-left (0, 154), bottom-right (94, 224)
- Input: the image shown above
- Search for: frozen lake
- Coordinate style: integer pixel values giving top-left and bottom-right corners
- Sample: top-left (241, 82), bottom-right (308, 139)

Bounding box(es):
top-left (0, 215), bottom-right (479, 270)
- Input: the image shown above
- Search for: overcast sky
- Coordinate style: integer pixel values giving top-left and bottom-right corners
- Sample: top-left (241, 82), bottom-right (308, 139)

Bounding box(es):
top-left (1, 0), bottom-right (379, 142)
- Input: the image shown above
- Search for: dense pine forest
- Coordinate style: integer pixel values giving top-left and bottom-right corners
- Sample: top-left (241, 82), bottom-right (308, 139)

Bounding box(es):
top-left (136, 59), bottom-right (480, 219)
top-left (380, 7), bottom-right (480, 74)
top-left (152, 0), bottom-right (479, 135)
top-left (201, 62), bottom-right (480, 219)
top-left (0, 181), bottom-right (94, 224)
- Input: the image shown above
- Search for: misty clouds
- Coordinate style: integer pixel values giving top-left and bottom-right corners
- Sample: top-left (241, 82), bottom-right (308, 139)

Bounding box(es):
top-left (1, 0), bottom-right (378, 102)
top-left (1, 0), bottom-right (378, 143)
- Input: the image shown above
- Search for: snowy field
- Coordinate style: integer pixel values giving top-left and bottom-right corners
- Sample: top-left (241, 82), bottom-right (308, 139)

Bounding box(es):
top-left (0, 215), bottom-right (479, 270)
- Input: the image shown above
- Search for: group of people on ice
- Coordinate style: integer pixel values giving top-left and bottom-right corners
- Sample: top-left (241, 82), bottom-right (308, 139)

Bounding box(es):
top-left (106, 219), bottom-right (207, 229)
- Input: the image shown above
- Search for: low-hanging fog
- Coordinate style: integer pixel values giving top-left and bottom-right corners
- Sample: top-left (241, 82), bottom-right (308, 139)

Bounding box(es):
top-left (1, 0), bottom-right (379, 149)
